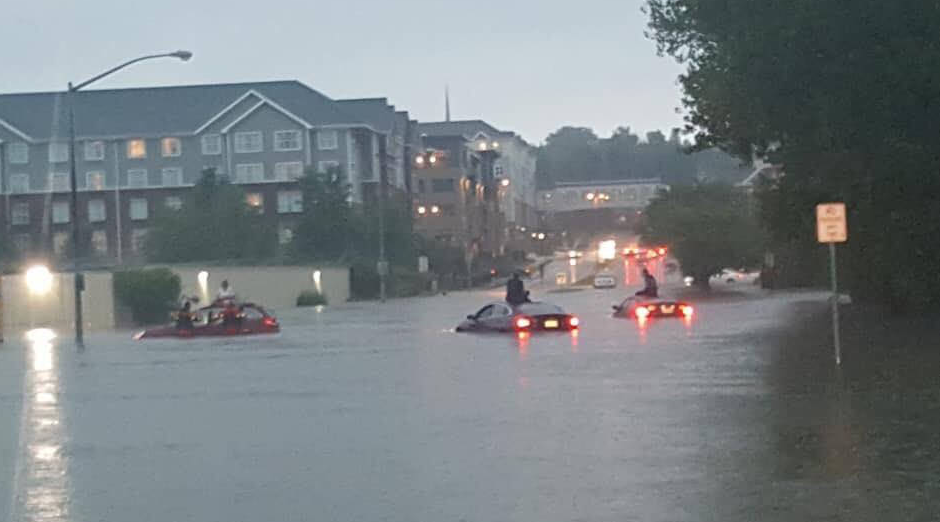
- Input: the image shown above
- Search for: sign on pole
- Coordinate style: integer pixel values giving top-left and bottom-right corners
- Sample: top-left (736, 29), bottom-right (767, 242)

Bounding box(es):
top-left (816, 202), bottom-right (847, 365)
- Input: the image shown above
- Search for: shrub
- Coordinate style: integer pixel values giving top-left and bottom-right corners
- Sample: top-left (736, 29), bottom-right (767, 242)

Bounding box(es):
top-left (113, 268), bottom-right (181, 325)
top-left (296, 290), bottom-right (328, 307)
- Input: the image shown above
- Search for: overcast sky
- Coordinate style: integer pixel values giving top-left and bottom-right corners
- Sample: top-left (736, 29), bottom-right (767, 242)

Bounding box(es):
top-left (1, 0), bottom-right (686, 144)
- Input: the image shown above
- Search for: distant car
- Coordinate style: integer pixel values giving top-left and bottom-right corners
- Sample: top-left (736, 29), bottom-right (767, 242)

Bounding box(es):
top-left (612, 296), bottom-right (694, 320)
top-left (710, 268), bottom-right (760, 285)
top-left (134, 302), bottom-right (280, 339)
top-left (456, 301), bottom-right (580, 333)
top-left (593, 274), bottom-right (617, 289)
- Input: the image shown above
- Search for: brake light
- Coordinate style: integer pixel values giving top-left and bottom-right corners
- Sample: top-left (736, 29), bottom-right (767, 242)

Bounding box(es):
top-left (263, 316), bottom-right (278, 326)
top-left (680, 305), bottom-right (694, 317)
top-left (635, 307), bottom-right (650, 319)
top-left (647, 305), bottom-right (657, 311)
top-left (515, 316), bottom-right (532, 329)
top-left (658, 247), bottom-right (667, 255)
top-left (569, 316), bottom-right (580, 328)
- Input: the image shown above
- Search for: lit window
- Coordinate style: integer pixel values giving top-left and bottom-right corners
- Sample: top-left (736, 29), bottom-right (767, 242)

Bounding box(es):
top-left (277, 190), bottom-right (303, 214)
top-left (91, 230), bottom-right (108, 256)
top-left (84, 141), bottom-right (105, 161)
top-left (274, 161), bottom-right (304, 181)
top-left (317, 130), bottom-right (338, 150)
top-left (9, 174), bottom-right (29, 193)
top-left (129, 198), bottom-right (149, 221)
top-left (235, 163), bottom-right (264, 183)
top-left (234, 132), bottom-right (263, 153)
top-left (161, 137), bottom-right (182, 157)
top-left (161, 167), bottom-right (183, 187)
top-left (13, 234), bottom-right (30, 252)
top-left (318, 160), bottom-right (340, 173)
top-left (165, 196), bottom-right (183, 211)
top-left (88, 199), bottom-right (106, 223)
top-left (201, 134), bottom-right (222, 155)
top-left (52, 201), bottom-right (70, 224)
top-left (245, 193), bottom-right (264, 213)
top-left (50, 172), bottom-right (70, 192)
top-left (126, 139), bottom-right (147, 159)
top-left (12, 203), bottom-right (30, 225)
top-left (48, 143), bottom-right (69, 163)
top-left (8, 142), bottom-right (28, 164)
top-left (273, 130), bottom-right (302, 151)
top-left (131, 229), bottom-right (148, 254)
top-left (53, 232), bottom-right (69, 256)
top-left (127, 169), bottom-right (148, 188)
top-left (86, 171), bottom-right (106, 190)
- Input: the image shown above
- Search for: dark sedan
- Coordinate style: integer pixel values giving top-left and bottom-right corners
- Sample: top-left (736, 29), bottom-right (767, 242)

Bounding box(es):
top-left (456, 302), bottom-right (580, 333)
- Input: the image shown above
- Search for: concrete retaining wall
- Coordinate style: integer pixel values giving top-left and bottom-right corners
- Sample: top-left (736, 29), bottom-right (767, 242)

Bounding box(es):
top-left (1, 271), bottom-right (116, 335)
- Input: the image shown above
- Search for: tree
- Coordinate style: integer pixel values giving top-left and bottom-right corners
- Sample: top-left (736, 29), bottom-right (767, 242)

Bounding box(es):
top-left (146, 168), bottom-right (276, 262)
top-left (292, 166), bottom-right (357, 261)
top-left (642, 183), bottom-right (763, 288)
top-left (646, 0), bottom-right (940, 309)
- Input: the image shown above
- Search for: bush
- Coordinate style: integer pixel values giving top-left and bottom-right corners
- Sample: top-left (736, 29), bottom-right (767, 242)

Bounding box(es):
top-left (296, 290), bottom-right (328, 307)
top-left (113, 268), bottom-right (181, 325)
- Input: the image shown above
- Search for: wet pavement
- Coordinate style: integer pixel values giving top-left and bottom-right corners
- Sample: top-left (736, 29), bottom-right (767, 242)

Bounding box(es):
top-left (1, 284), bottom-right (939, 521)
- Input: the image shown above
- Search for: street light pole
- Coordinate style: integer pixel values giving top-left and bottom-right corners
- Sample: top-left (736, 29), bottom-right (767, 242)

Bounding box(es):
top-left (66, 50), bottom-right (192, 348)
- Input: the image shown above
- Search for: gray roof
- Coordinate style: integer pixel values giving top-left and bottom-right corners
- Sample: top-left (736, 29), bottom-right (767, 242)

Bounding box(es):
top-left (0, 80), bottom-right (370, 141)
top-left (336, 98), bottom-right (409, 134)
top-left (417, 120), bottom-right (507, 139)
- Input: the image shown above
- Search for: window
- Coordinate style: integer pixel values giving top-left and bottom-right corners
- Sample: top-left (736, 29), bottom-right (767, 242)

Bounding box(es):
top-left (274, 161), bottom-right (304, 181)
top-left (53, 232), bottom-right (69, 257)
top-left (50, 172), bottom-right (70, 192)
top-left (273, 130), bottom-right (302, 151)
top-left (13, 234), bottom-right (30, 252)
top-left (417, 179), bottom-right (425, 193)
top-left (84, 141), bottom-right (105, 161)
top-left (165, 196), bottom-right (183, 211)
top-left (52, 201), bottom-right (70, 224)
top-left (318, 160), bottom-right (340, 173)
top-left (201, 134), bottom-right (222, 155)
top-left (48, 143), bottom-right (69, 163)
top-left (245, 193), bottom-right (264, 213)
top-left (130, 198), bottom-right (149, 221)
top-left (9, 174), bottom-right (29, 193)
top-left (82, 171), bottom-right (105, 191)
top-left (8, 142), bottom-right (28, 164)
top-left (127, 169), bottom-right (148, 188)
top-left (131, 229), bottom-right (148, 254)
top-left (91, 230), bottom-right (108, 256)
top-left (161, 137), bottom-right (182, 157)
top-left (161, 167), bottom-right (183, 187)
top-left (277, 190), bottom-right (303, 214)
top-left (88, 199), bottom-right (106, 223)
top-left (235, 163), bottom-right (264, 183)
top-left (11, 203), bottom-right (30, 225)
top-left (317, 130), bottom-right (338, 150)
top-left (278, 225), bottom-right (294, 245)
top-left (234, 131), bottom-right (263, 153)
top-left (431, 178), bottom-right (455, 193)
top-left (126, 139), bottom-right (147, 159)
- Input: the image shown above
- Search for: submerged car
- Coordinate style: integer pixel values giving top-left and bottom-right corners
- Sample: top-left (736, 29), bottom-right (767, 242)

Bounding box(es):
top-left (456, 301), bottom-right (580, 333)
top-left (134, 302), bottom-right (280, 339)
top-left (593, 273), bottom-right (618, 289)
top-left (612, 296), bottom-right (694, 320)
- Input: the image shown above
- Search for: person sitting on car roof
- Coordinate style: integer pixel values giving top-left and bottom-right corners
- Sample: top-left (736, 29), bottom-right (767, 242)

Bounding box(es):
top-left (635, 268), bottom-right (659, 298)
top-left (506, 272), bottom-right (527, 306)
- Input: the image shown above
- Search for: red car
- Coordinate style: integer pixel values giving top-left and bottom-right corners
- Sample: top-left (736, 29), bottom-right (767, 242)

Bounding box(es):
top-left (134, 302), bottom-right (280, 339)
top-left (612, 296), bottom-right (694, 320)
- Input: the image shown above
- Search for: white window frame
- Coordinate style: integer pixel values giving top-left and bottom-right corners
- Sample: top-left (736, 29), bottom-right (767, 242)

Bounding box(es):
top-left (277, 190), bottom-right (303, 214)
top-left (52, 201), bottom-right (70, 224)
top-left (11, 202), bottom-right (30, 225)
top-left (126, 139), bottom-right (147, 159)
top-left (273, 130), bottom-right (303, 152)
top-left (48, 143), bottom-right (69, 163)
top-left (7, 142), bottom-right (28, 164)
top-left (53, 232), bottom-right (69, 256)
top-left (161, 137), bottom-right (182, 157)
top-left (318, 160), bottom-right (340, 173)
top-left (130, 229), bottom-right (148, 254)
top-left (274, 161), bottom-right (304, 181)
top-left (161, 167), bottom-right (184, 187)
top-left (235, 163), bottom-right (265, 183)
top-left (127, 169), bottom-right (148, 188)
top-left (50, 172), bottom-right (70, 193)
top-left (9, 174), bottom-right (29, 194)
top-left (91, 230), bottom-right (108, 256)
top-left (84, 141), bottom-right (105, 161)
top-left (88, 199), bottom-right (107, 223)
top-left (129, 198), bottom-right (149, 221)
top-left (234, 131), bottom-right (263, 153)
top-left (86, 171), bottom-right (106, 191)
top-left (317, 130), bottom-right (339, 150)
top-left (201, 134), bottom-right (222, 155)
top-left (164, 196), bottom-right (183, 211)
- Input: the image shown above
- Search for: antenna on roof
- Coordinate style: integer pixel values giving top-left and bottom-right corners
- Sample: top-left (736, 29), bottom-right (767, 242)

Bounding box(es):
top-left (445, 85), bottom-right (451, 122)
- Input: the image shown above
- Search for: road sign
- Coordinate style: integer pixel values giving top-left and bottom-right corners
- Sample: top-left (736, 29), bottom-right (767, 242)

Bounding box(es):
top-left (816, 203), bottom-right (847, 243)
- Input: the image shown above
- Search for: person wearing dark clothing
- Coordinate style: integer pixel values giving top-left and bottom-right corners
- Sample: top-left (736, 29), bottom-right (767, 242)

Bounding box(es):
top-left (635, 268), bottom-right (659, 298)
top-left (506, 272), bottom-right (527, 305)
top-left (176, 301), bottom-right (195, 331)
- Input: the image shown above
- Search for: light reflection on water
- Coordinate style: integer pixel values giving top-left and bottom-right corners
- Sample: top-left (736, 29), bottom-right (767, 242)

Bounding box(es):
top-left (11, 330), bottom-right (71, 521)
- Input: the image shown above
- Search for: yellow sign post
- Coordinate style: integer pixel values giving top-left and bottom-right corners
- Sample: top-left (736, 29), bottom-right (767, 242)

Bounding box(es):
top-left (816, 203), bottom-right (848, 365)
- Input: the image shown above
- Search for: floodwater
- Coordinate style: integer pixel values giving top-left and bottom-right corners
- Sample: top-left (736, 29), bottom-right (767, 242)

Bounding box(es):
top-left (1, 284), bottom-right (938, 521)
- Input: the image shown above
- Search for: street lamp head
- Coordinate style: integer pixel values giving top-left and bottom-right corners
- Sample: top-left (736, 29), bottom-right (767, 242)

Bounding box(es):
top-left (171, 50), bottom-right (193, 61)
top-left (500, 178), bottom-right (510, 187)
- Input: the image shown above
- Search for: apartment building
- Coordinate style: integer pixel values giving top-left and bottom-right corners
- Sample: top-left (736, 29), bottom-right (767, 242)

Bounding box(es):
top-left (0, 81), bottom-right (414, 265)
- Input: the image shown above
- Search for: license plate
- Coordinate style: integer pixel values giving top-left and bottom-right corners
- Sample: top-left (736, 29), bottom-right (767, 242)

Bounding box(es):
top-left (544, 319), bottom-right (559, 329)
top-left (660, 305), bottom-right (675, 314)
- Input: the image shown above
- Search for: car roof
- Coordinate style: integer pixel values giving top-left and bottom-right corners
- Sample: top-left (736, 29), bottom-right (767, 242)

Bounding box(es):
top-left (514, 302), bottom-right (565, 315)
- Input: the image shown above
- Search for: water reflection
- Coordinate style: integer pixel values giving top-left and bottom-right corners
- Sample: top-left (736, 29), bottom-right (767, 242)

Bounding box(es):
top-left (516, 331), bottom-right (530, 360)
top-left (11, 329), bottom-right (71, 521)
top-left (570, 329), bottom-right (580, 353)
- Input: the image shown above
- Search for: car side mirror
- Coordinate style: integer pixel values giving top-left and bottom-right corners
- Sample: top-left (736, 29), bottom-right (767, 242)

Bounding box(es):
top-left (612, 305), bottom-right (622, 311)
top-left (467, 314), bottom-right (476, 321)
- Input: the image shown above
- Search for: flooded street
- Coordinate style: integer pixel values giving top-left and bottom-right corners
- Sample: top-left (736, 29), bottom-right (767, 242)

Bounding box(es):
top-left (2, 287), bottom-right (938, 521)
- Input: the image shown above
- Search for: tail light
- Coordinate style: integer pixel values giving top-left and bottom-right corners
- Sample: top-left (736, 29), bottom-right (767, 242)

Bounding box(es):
top-left (680, 305), bottom-right (694, 317)
top-left (515, 316), bottom-right (532, 329)
top-left (635, 307), bottom-right (650, 319)
top-left (569, 316), bottom-right (580, 328)
top-left (263, 316), bottom-right (278, 326)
